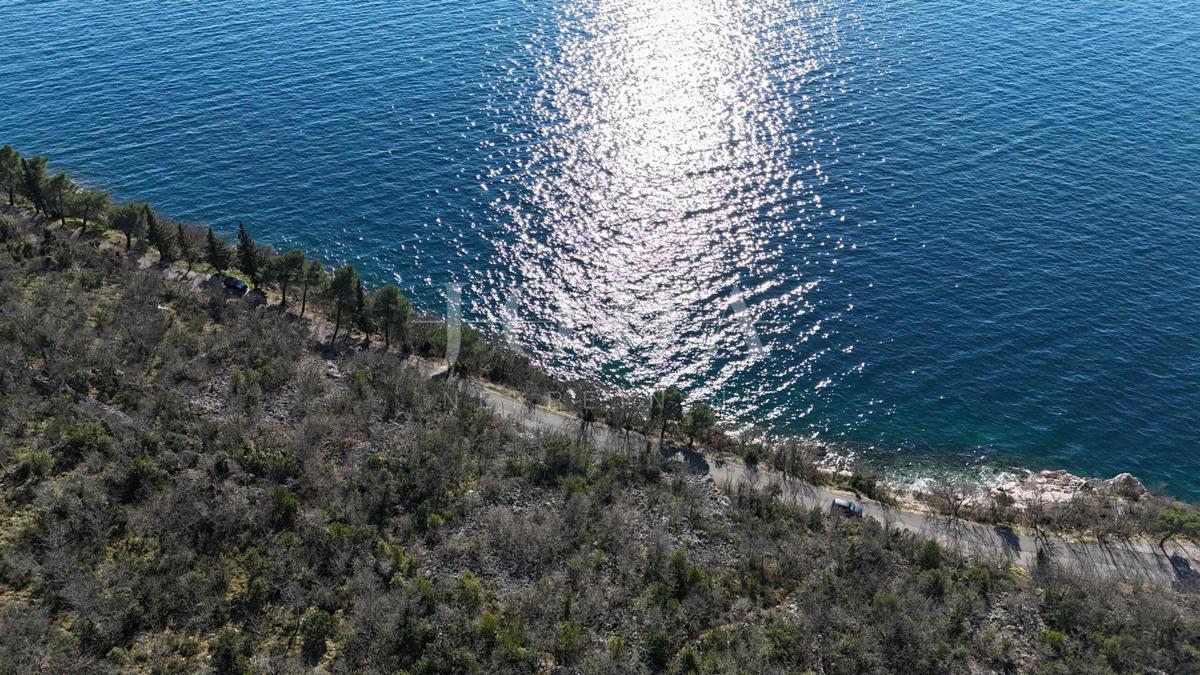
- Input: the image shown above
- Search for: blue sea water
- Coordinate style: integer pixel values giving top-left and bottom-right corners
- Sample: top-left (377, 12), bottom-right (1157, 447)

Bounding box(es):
top-left (2, 0), bottom-right (1198, 497)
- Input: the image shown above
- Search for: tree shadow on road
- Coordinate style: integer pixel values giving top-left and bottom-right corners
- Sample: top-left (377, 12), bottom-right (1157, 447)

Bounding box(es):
top-left (662, 443), bottom-right (711, 476)
top-left (1168, 553), bottom-right (1200, 591)
top-left (993, 527), bottom-right (1021, 554)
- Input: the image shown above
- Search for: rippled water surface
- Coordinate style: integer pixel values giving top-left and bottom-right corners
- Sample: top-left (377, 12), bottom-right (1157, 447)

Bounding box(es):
top-left (2, 0), bottom-right (1198, 496)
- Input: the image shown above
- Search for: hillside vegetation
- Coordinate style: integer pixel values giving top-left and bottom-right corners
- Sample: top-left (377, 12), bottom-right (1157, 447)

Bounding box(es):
top-left (1, 153), bottom-right (1199, 672)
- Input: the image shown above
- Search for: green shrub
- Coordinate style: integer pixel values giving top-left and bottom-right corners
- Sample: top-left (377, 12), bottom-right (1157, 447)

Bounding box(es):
top-left (554, 621), bottom-right (584, 666)
top-left (647, 630), bottom-right (673, 670)
top-left (270, 484), bottom-right (299, 528)
top-left (677, 644), bottom-right (701, 673)
top-left (235, 440), bottom-right (296, 480)
top-left (378, 540), bottom-right (417, 579)
top-left (669, 548), bottom-right (705, 600)
top-left (916, 540), bottom-right (942, 570)
top-left (872, 592), bottom-right (900, 613)
top-left (210, 627), bottom-right (252, 674)
top-left (59, 421), bottom-right (111, 465)
top-left (849, 470), bottom-right (884, 501)
top-left (300, 609), bottom-right (336, 665)
top-left (348, 369), bottom-right (370, 399)
top-left (104, 647), bottom-right (131, 665)
top-left (454, 571), bottom-right (485, 610)
top-left (560, 474), bottom-right (587, 496)
top-left (476, 612), bottom-right (500, 640)
top-left (13, 449), bottom-right (55, 481)
top-left (120, 455), bottom-right (158, 502)
top-left (744, 447), bottom-right (759, 467)
top-left (533, 436), bottom-right (588, 485)
top-left (424, 512), bottom-right (446, 531)
top-left (806, 507), bottom-right (825, 532)
top-left (1039, 629), bottom-right (1066, 652)
top-left (0, 214), bottom-right (19, 241)
top-left (494, 617), bottom-right (531, 668)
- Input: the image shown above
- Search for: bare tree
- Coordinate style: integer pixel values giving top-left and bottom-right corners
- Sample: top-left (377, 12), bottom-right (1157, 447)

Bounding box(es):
top-left (1024, 482), bottom-right (1050, 540)
top-left (928, 476), bottom-right (974, 521)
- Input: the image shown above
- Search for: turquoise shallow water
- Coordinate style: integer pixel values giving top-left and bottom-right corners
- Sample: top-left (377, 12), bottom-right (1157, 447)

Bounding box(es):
top-left (2, 0), bottom-right (1198, 497)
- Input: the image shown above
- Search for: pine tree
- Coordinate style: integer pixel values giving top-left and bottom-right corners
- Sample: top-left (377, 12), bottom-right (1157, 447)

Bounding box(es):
top-left (46, 173), bottom-right (77, 225)
top-left (372, 284), bottom-right (412, 349)
top-left (328, 265), bottom-right (358, 344)
top-left (300, 260), bottom-right (322, 317)
top-left (272, 249), bottom-right (306, 308)
top-left (682, 402), bottom-right (716, 447)
top-left (650, 387), bottom-right (685, 447)
top-left (73, 190), bottom-right (111, 233)
top-left (110, 202), bottom-right (147, 250)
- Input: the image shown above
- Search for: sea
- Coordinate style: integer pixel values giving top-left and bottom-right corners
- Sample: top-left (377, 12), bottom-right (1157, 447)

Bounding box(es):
top-left (1, 0), bottom-right (1197, 498)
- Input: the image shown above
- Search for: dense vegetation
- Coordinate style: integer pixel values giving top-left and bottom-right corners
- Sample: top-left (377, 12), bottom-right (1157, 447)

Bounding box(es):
top-left (2, 147), bottom-right (1199, 672)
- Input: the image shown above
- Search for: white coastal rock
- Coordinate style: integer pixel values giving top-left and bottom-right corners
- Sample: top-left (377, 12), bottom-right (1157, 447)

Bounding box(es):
top-left (989, 469), bottom-right (1148, 509)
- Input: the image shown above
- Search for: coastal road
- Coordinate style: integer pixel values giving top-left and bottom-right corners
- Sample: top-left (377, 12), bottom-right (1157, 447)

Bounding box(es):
top-left (461, 376), bottom-right (1200, 590)
top-left (19, 210), bottom-right (1196, 591)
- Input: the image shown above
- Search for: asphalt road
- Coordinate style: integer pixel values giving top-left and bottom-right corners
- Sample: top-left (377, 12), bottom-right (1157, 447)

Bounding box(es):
top-left (463, 375), bottom-right (1200, 591)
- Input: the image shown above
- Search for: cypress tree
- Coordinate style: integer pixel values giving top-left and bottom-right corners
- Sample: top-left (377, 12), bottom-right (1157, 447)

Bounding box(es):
top-left (20, 156), bottom-right (49, 215)
top-left (236, 221), bottom-right (259, 287)
top-left (206, 228), bottom-right (232, 274)
top-left (145, 204), bottom-right (176, 263)
top-left (0, 144), bottom-right (20, 206)
top-left (178, 224), bottom-right (200, 273)
top-left (354, 278), bottom-right (373, 340)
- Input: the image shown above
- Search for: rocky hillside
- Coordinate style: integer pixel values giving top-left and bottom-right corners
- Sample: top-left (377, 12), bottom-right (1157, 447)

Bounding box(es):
top-left (1, 210), bottom-right (1199, 673)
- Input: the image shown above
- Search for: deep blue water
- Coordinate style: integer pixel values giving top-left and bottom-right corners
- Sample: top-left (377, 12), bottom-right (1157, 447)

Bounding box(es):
top-left (2, 0), bottom-right (1198, 497)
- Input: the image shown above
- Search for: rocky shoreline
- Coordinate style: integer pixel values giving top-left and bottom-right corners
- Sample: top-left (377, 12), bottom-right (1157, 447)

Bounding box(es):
top-left (986, 468), bottom-right (1149, 508)
top-left (804, 435), bottom-right (1155, 511)
top-left (802, 440), bottom-right (1156, 511)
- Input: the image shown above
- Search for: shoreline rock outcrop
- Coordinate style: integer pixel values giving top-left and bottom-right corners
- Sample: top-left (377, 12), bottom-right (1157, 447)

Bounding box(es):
top-left (988, 469), bottom-right (1148, 509)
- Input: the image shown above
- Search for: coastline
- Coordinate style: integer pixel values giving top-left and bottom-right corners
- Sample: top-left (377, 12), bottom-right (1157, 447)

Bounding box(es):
top-left (1, 142), bottom-right (1195, 542)
top-left (1, 140), bottom-right (1191, 509)
top-left (0, 194), bottom-right (1182, 516)
top-left (4, 198), bottom-right (1199, 586)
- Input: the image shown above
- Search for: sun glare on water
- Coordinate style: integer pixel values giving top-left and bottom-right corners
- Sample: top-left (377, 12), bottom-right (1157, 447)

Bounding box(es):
top-left (481, 0), bottom-right (855, 423)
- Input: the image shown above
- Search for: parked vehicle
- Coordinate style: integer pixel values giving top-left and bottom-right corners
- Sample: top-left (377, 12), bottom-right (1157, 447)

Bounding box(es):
top-left (830, 497), bottom-right (864, 518)
top-left (221, 275), bottom-right (248, 294)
